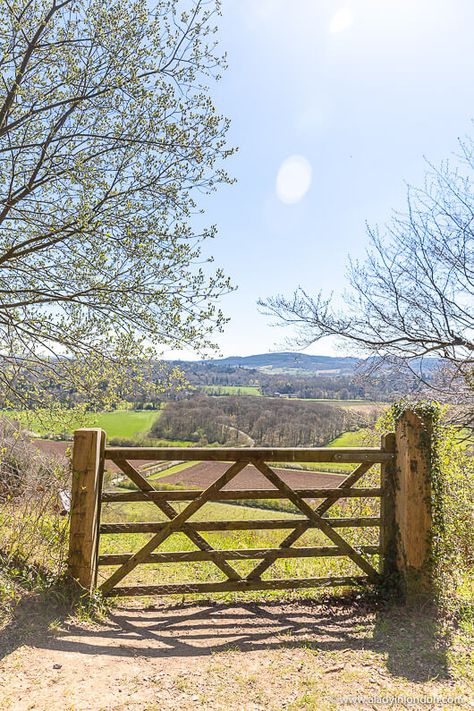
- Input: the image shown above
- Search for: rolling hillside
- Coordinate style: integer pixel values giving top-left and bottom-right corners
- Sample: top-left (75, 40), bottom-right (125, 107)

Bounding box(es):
top-left (203, 351), bottom-right (360, 374)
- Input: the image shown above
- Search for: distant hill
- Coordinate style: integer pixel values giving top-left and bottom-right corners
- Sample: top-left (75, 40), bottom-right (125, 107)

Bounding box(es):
top-left (202, 352), bottom-right (360, 375)
top-left (165, 351), bottom-right (442, 400)
top-left (169, 351), bottom-right (442, 379)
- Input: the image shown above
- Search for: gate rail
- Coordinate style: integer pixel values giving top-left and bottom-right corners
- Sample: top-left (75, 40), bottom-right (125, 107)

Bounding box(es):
top-left (67, 410), bottom-right (435, 602)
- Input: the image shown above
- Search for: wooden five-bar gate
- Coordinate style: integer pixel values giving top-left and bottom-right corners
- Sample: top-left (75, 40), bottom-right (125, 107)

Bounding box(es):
top-left (68, 410), bottom-right (436, 602)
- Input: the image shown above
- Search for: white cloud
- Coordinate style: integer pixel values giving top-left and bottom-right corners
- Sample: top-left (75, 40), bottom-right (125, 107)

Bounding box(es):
top-left (329, 7), bottom-right (354, 34)
top-left (276, 155), bottom-right (312, 205)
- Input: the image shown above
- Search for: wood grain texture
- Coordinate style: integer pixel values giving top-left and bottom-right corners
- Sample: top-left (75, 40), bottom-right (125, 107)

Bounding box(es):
top-left (100, 517), bottom-right (381, 534)
top-left (99, 545), bottom-right (381, 565)
top-left (395, 411), bottom-right (434, 601)
top-left (107, 576), bottom-right (370, 596)
top-left (105, 446), bottom-right (393, 463)
top-left (101, 487), bottom-right (381, 502)
top-left (244, 461), bottom-right (375, 581)
top-left (68, 428), bottom-right (106, 590)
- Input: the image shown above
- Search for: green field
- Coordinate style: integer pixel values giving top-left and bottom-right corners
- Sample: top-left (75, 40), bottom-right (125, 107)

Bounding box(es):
top-left (98, 499), bottom-right (379, 601)
top-left (276, 428), bottom-right (379, 474)
top-left (96, 410), bottom-right (161, 438)
top-left (328, 429), bottom-right (378, 447)
top-left (201, 385), bottom-right (261, 396)
top-left (3, 408), bottom-right (161, 439)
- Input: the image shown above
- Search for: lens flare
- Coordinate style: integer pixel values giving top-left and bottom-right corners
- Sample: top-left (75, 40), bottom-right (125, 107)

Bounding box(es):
top-left (276, 155), bottom-right (312, 205)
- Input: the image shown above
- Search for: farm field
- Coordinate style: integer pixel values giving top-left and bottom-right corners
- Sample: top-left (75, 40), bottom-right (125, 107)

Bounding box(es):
top-left (154, 461), bottom-right (346, 490)
top-left (201, 385), bottom-right (261, 396)
top-left (3, 408), bottom-right (161, 439)
top-left (273, 399), bottom-right (388, 418)
top-left (148, 460), bottom-right (198, 480)
top-left (328, 429), bottom-right (377, 447)
top-left (323, 399), bottom-right (386, 415)
top-left (90, 410), bottom-right (160, 439)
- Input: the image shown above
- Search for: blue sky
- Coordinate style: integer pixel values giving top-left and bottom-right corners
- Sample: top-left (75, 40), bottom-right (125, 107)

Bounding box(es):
top-left (165, 0), bottom-right (474, 359)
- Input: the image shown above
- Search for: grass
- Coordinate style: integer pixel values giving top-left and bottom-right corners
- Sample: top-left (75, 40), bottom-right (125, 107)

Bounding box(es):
top-left (3, 408), bottom-right (161, 439)
top-left (147, 461), bottom-right (198, 480)
top-left (144, 438), bottom-right (198, 447)
top-left (98, 499), bottom-right (380, 601)
top-left (93, 410), bottom-right (160, 439)
top-left (327, 429), bottom-right (377, 447)
top-left (201, 385), bottom-right (261, 396)
top-left (278, 428), bottom-right (378, 474)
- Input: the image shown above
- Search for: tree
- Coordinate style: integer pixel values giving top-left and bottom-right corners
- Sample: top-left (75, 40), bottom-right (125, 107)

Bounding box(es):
top-left (260, 138), bottom-right (474, 422)
top-left (0, 0), bottom-right (233, 409)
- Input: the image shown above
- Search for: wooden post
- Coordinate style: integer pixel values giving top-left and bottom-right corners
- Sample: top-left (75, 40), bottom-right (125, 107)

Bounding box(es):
top-left (380, 431), bottom-right (398, 585)
top-left (68, 428), bottom-right (106, 591)
top-left (394, 409), bottom-right (434, 603)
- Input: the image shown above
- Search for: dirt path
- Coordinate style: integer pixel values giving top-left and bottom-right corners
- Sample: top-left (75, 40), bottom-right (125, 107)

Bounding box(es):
top-left (0, 596), bottom-right (472, 710)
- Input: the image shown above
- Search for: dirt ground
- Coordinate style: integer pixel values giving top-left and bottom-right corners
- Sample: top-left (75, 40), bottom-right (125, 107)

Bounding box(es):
top-left (0, 595), bottom-right (472, 711)
top-left (158, 462), bottom-right (346, 490)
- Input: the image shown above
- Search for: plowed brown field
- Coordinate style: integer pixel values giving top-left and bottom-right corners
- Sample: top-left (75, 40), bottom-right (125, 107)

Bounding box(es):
top-left (158, 462), bottom-right (346, 489)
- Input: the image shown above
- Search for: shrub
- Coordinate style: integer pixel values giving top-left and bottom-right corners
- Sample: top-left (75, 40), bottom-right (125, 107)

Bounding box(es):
top-left (0, 417), bottom-right (70, 578)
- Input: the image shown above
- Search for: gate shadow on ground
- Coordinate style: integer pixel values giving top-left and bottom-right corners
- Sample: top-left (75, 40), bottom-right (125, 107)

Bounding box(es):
top-left (0, 595), bottom-right (450, 683)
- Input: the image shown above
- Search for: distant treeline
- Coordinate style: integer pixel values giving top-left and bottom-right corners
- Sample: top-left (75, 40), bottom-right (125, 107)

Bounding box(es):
top-left (259, 376), bottom-right (364, 400)
top-left (150, 395), bottom-right (369, 447)
top-left (175, 363), bottom-right (402, 401)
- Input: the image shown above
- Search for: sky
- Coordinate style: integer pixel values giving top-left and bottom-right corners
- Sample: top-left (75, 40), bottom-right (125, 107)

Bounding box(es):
top-left (164, 0), bottom-right (474, 360)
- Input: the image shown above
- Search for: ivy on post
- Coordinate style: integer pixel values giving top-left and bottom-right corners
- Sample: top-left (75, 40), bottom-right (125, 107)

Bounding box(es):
top-left (394, 408), bottom-right (436, 605)
top-left (68, 428), bottom-right (106, 592)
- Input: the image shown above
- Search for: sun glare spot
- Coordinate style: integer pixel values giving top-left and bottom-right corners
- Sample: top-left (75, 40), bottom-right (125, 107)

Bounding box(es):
top-left (276, 155), bottom-right (312, 205)
top-left (329, 7), bottom-right (353, 34)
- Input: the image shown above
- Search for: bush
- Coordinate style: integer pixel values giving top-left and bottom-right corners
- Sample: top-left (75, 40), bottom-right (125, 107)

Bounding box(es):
top-left (431, 414), bottom-right (474, 618)
top-left (0, 417), bottom-right (70, 579)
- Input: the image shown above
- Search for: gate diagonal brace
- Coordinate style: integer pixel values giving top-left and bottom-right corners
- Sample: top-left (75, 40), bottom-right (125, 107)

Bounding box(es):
top-left (246, 462), bottom-right (373, 580)
top-left (246, 460), bottom-right (379, 582)
top-left (100, 459), bottom-right (248, 594)
top-left (108, 457), bottom-right (242, 582)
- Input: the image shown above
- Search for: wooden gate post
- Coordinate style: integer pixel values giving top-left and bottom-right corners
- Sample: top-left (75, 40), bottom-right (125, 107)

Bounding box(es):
top-left (380, 431), bottom-right (397, 584)
top-left (393, 409), bottom-right (435, 604)
top-left (68, 428), bottom-right (106, 591)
